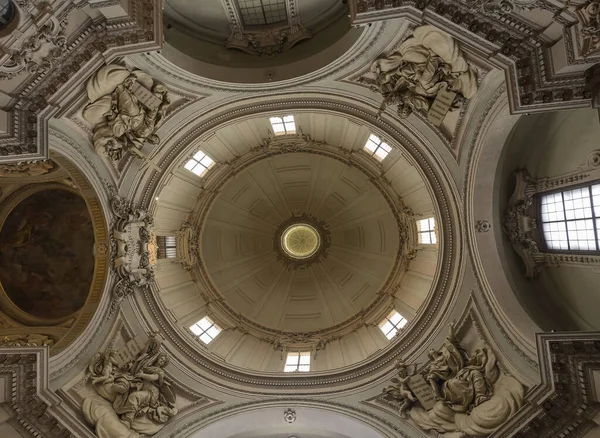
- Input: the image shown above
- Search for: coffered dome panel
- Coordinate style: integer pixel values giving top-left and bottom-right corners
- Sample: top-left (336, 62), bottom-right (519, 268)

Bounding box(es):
top-left (150, 110), bottom-right (442, 371)
top-left (202, 152), bottom-right (400, 332)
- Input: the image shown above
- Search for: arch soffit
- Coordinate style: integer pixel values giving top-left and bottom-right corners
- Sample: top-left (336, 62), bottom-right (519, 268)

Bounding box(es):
top-left (125, 96), bottom-right (465, 387)
top-left (462, 81), bottom-right (541, 371)
top-left (162, 399), bottom-right (415, 438)
top-left (44, 130), bottom-right (117, 377)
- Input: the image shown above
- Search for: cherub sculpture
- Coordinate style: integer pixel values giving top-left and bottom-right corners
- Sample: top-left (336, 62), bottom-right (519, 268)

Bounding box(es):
top-left (382, 358), bottom-right (418, 417)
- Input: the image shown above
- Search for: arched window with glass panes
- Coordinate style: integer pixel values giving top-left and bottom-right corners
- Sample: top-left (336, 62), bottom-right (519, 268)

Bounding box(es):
top-left (504, 168), bottom-right (600, 278)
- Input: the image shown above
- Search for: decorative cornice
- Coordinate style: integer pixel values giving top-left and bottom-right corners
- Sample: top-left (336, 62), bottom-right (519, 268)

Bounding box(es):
top-left (0, 347), bottom-right (76, 438)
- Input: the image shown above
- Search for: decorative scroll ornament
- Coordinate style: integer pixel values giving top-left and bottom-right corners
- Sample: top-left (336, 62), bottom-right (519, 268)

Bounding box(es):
top-left (227, 24), bottom-right (311, 57)
top-left (110, 196), bottom-right (154, 314)
top-left (83, 334), bottom-right (177, 438)
top-left (359, 25), bottom-right (478, 124)
top-left (83, 64), bottom-right (170, 162)
top-left (577, 0), bottom-right (600, 56)
top-left (173, 222), bottom-right (199, 271)
top-left (0, 159), bottom-right (56, 177)
top-left (379, 322), bottom-right (524, 437)
top-left (0, 15), bottom-right (67, 79)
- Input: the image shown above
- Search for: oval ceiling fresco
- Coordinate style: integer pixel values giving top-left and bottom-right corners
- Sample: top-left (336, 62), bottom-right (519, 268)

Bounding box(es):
top-left (0, 188), bottom-right (95, 320)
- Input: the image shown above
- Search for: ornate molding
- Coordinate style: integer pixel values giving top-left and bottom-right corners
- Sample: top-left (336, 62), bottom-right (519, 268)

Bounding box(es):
top-left (109, 195), bottom-right (155, 315)
top-left (0, 347), bottom-right (76, 438)
top-left (576, 0), bottom-right (600, 57)
top-left (0, 15), bottom-right (67, 79)
top-left (500, 332), bottom-right (600, 438)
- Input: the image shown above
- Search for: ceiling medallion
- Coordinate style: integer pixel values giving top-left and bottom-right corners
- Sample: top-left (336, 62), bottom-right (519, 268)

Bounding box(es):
top-left (274, 215), bottom-right (330, 269)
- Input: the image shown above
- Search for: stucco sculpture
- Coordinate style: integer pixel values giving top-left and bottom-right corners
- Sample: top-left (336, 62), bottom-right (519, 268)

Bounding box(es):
top-left (82, 64), bottom-right (170, 161)
top-left (360, 25), bottom-right (478, 120)
top-left (83, 334), bottom-right (177, 438)
top-left (110, 196), bottom-right (154, 313)
top-left (380, 323), bottom-right (524, 437)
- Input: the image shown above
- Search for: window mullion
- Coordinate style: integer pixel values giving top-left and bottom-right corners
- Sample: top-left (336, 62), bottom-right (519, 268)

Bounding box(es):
top-left (560, 191), bottom-right (570, 251)
top-left (589, 185), bottom-right (600, 251)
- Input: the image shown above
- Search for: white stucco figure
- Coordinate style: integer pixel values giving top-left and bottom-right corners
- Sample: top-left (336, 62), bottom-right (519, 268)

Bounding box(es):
top-left (82, 64), bottom-right (170, 161)
top-left (361, 25), bottom-right (478, 119)
top-left (380, 322), bottom-right (524, 437)
top-left (83, 335), bottom-right (177, 438)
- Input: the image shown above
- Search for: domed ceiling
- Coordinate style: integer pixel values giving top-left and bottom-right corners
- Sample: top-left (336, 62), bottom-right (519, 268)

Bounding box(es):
top-left (152, 111), bottom-right (441, 370)
top-left (202, 152), bottom-right (400, 332)
top-left (161, 0), bottom-right (358, 81)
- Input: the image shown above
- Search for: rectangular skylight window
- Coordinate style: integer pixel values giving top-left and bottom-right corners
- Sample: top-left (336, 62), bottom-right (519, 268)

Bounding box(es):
top-left (239, 0), bottom-right (287, 26)
top-left (417, 217), bottom-right (437, 244)
top-left (184, 150), bottom-right (214, 177)
top-left (190, 316), bottom-right (221, 344)
top-left (378, 310), bottom-right (408, 340)
top-left (364, 134), bottom-right (391, 161)
top-left (284, 351), bottom-right (310, 372)
top-left (157, 235), bottom-right (176, 259)
top-left (541, 184), bottom-right (600, 251)
top-left (270, 115), bottom-right (296, 135)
